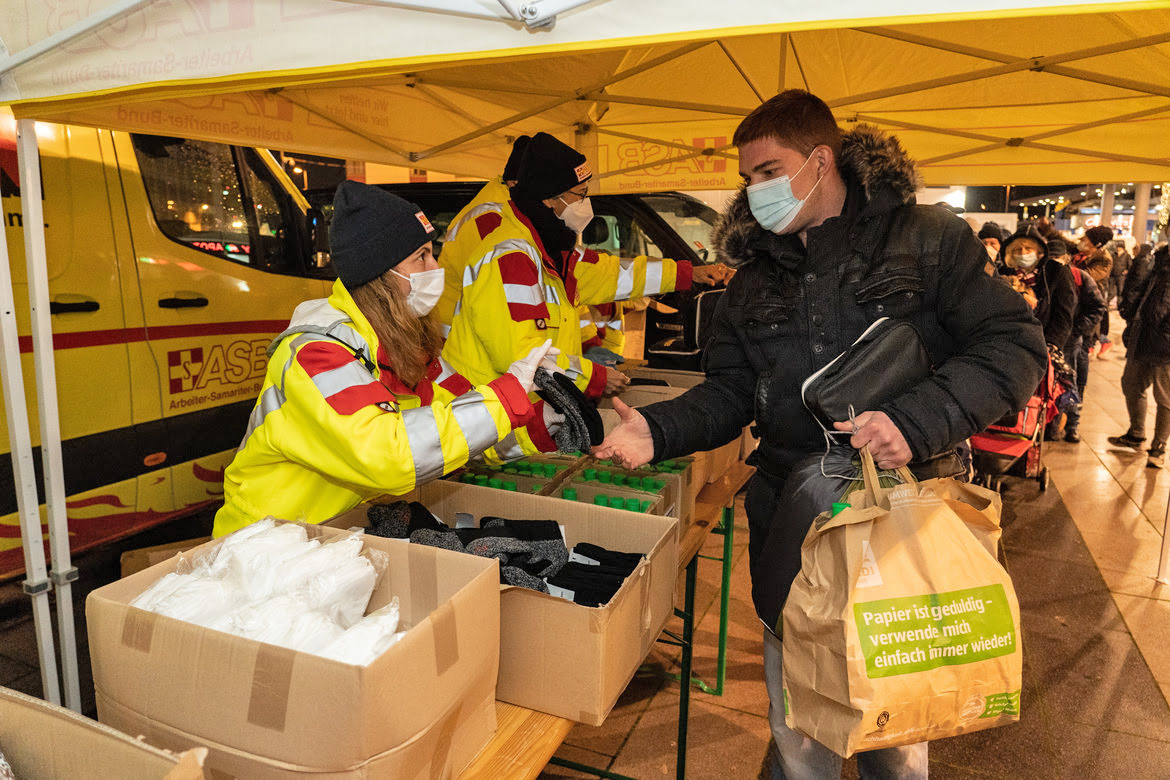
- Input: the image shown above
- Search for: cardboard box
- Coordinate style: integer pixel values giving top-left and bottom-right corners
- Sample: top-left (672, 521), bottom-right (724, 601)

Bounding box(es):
top-left (740, 424), bottom-right (759, 460)
top-left (87, 524), bottom-right (501, 779)
top-left (556, 480), bottom-right (664, 515)
top-left (704, 435), bottom-right (742, 483)
top-left (329, 482), bottom-right (678, 725)
top-left (0, 685), bottom-right (206, 779)
top-left (627, 366), bottom-right (706, 389)
top-left (120, 538), bottom-right (211, 579)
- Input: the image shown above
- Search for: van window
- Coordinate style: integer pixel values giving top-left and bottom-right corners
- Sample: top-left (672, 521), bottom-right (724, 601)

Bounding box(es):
top-left (639, 194), bottom-right (718, 263)
top-left (582, 209), bottom-right (662, 259)
top-left (132, 135), bottom-right (253, 264)
top-left (132, 135), bottom-right (304, 273)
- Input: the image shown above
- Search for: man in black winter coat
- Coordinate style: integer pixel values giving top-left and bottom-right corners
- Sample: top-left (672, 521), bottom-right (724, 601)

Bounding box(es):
top-left (1109, 245), bottom-right (1170, 468)
top-left (1049, 236), bottom-right (1105, 442)
top-left (595, 90), bottom-right (1046, 780)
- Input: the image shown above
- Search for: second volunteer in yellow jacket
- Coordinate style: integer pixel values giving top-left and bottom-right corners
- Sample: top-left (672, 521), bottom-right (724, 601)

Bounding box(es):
top-left (214, 181), bottom-right (562, 536)
top-left (442, 132), bottom-right (727, 400)
top-left (435, 135), bottom-right (530, 331)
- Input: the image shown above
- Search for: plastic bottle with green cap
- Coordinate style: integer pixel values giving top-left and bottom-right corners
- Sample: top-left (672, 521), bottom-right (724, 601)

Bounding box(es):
top-left (503, 466), bottom-right (518, 475)
top-left (503, 481), bottom-right (517, 492)
top-left (488, 478), bottom-right (503, 490)
top-left (607, 496), bottom-right (625, 509)
top-left (594, 494), bottom-right (608, 506)
top-left (543, 464), bottom-right (557, 478)
top-left (612, 474), bottom-right (627, 487)
top-left (623, 498), bottom-right (641, 512)
top-left (474, 475), bottom-right (489, 487)
top-left (531, 484), bottom-right (543, 493)
top-left (562, 487), bottom-right (577, 501)
top-left (583, 468), bottom-right (597, 482)
top-left (626, 476), bottom-right (642, 490)
top-left (640, 500), bottom-right (651, 512)
top-left (460, 473), bottom-right (476, 484)
top-left (598, 471), bottom-right (612, 485)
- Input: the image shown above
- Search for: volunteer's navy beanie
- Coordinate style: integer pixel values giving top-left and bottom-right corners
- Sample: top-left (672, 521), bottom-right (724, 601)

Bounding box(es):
top-left (329, 180), bottom-right (436, 290)
top-left (503, 135), bottom-right (531, 181)
top-left (512, 132), bottom-right (592, 201)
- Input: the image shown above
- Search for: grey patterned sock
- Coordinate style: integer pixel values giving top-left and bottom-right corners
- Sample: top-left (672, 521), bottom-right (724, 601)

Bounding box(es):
top-left (502, 565), bottom-right (549, 592)
top-left (534, 369), bottom-right (592, 452)
top-left (409, 528), bottom-right (465, 553)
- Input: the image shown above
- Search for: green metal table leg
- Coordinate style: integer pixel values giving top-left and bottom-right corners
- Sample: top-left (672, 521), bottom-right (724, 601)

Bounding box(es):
top-left (547, 757), bottom-right (639, 780)
top-left (679, 504), bottom-right (734, 696)
top-left (677, 553), bottom-right (697, 780)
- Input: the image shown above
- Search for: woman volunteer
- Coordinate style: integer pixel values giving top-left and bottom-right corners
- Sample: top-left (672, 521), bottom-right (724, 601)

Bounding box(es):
top-left (214, 181), bottom-right (562, 536)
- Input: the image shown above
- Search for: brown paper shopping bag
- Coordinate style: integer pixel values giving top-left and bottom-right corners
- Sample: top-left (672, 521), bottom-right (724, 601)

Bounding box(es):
top-left (781, 448), bottom-right (1022, 757)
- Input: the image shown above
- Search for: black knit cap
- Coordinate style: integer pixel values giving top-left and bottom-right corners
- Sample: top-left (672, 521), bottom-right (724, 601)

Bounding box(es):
top-left (512, 132), bottom-right (592, 201)
top-left (1046, 236), bottom-right (1069, 258)
top-left (978, 221), bottom-right (1005, 241)
top-left (1085, 225), bottom-right (1114, 248)
top-left (503, 135), bottom-right (531, 181)
top-left (329, 180), bottom-right (436, 290)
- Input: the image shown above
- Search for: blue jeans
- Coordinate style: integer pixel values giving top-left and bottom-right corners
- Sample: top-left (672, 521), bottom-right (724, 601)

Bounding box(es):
top-left (763, 629), bottom-right (929, 779)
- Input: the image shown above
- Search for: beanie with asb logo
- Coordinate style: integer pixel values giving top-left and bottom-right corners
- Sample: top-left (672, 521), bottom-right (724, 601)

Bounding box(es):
top-left (511, 131), bottom-right (593, 202)
top-left (329, 180), bottom-right (436, 290)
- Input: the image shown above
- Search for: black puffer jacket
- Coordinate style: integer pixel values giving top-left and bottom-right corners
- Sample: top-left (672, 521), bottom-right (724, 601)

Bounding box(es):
top-left (639, 124), bottom-right (1048, 479)
top-left (1123, 246), bottom-right (1170, 364)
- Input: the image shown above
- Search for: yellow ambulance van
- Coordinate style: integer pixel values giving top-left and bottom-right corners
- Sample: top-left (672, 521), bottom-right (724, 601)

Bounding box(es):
top-left (0, 112), bottom-right (331, 579)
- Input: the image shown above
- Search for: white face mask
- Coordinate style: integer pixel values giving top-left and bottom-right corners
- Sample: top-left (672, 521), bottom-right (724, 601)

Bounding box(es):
top-left (1013, 251), bottom-right (1040, 271)
top-left (558, 196), bottom-right (594, 233)
top-left (745, 151), bottom-right (822, 234)
top-left (391, 267), bottom-right (444, 317)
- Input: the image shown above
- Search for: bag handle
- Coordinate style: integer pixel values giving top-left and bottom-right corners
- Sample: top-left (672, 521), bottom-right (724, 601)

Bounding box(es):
top-left (858, 445), bottom-right (918, 507)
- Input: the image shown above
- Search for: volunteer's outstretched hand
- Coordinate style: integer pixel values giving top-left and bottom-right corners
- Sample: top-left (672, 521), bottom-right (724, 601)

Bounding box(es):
top-left (592, 397), bottom-right (653, 468)
top-left (833, 411), bottom-right (912, 470)
top-left (603, 368), bottom-right (630, 398)
top-left (507, 340), bottom-right (560, 393)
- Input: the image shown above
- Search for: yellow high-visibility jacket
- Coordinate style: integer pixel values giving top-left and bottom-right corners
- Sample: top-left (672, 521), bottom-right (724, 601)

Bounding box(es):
top-left (580, 302), bottom-right (629, 355)
top-left (436, 177), bottom-right (510, 331)
top-left (214, 279), bottom-right (554, 536)
top-left (442, 199), bottom-right (692, 398)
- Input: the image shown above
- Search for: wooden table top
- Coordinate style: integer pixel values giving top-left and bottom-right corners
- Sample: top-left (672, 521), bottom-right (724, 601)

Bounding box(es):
top-left (459, 460), bottom-right (755, 780)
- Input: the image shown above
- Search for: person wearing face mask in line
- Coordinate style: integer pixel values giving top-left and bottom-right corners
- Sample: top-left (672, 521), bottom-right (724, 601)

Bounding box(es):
top-left (592, 90), bottom-right (1046, 780)
top-left (997, 225), bottom-right (1077, 350)
top-left (441, 131), bottom-right (731, 405)
top-left (1075, 226), bottom-right (1115, 357)
top-left (214, 182), bottom-right (566, 536)
top-left (1048, 236), bottom-right (1105, 443)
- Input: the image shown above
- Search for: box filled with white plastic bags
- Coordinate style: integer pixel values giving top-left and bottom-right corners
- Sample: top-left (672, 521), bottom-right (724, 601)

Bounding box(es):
top-left (86, 519), bottom-right (500, 779)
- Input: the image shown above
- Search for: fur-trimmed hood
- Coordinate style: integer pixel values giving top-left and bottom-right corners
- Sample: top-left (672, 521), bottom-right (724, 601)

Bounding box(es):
top-left (713, 124), bottom-right (920, 267)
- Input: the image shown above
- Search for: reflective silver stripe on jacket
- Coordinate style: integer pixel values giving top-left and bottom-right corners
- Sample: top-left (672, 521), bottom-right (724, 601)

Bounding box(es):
top-left (309, 360), bottom-right (382, 400)
top-left (444, 202), bottom-right (502, 243)
top-left (239, 383), bottom-right (285, 450)
top-left (643, 260), bottom-right (664, 296)
top-left (464, 238), bottom-right (545, 289)
top-left (565, 354), bottom-right (586, 381)
top-left (614, 257), bottom-right (636, 300)
top-left (449, 391), bottom-right (501, 458)
top-left (494, 431), bottom-right (525, 461)
top-left (402, 406), bottom-right (446, 484)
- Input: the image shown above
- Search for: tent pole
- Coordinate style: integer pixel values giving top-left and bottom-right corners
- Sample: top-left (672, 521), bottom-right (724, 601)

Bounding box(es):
top-left (0, 0), bottom-right (156, 77)
top-left (416, 40), bottom-right (712, 159)
top-left (778, 34), bottom-right (789, 93)
top-left (716, 41), bottom-right (765, 103)
top-left (16, 119), bottom-right (81, 711)
top-left (860, 27), bottom-right (1170, 100)
top-left (0, 147), bottom-right (60, 708)
top-left (598, 128), bottom-right (738, 159)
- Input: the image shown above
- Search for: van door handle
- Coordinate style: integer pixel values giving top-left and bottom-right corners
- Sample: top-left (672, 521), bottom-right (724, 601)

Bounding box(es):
top-left (158, 296), bottom-right (209, 309)
top-left (49, 300), bottom-right (100, 314)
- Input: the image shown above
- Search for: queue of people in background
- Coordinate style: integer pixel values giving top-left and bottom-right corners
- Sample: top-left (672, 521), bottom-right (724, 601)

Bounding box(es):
top-left (979, 214), bottom-right (1170, 465)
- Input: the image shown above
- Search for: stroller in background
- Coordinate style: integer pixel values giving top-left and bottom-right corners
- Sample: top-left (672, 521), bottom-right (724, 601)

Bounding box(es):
top-left (970, 355), bottom-right (1062, 492)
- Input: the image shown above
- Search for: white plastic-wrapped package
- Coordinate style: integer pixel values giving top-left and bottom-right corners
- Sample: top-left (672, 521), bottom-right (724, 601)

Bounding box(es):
top-left (132, 571), bottom-right (244, 628)
top-left (319, 598), bottom-right (405, 666)
top-left (129, 519), bottom-right (403, 665)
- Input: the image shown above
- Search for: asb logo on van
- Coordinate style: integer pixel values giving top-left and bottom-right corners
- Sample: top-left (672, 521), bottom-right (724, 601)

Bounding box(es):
top-left (166, 339), bottom-right (271, 409)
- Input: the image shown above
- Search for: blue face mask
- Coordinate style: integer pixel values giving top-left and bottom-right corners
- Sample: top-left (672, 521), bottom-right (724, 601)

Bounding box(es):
top-left (745, 151), bottom-right (822, 234)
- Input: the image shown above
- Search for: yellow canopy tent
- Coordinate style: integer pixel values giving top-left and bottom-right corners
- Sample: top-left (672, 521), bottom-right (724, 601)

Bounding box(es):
top-left (1, 0), bottom-right (1168, 712)
top-left (2, 1), bottom-right (1169, 189)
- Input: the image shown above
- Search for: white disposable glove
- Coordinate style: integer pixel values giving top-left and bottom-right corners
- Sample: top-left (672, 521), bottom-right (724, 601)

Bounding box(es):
top-left (506, 339), bottom-right (561, 393)
top-left (543, 402), bottom-right (565, 436)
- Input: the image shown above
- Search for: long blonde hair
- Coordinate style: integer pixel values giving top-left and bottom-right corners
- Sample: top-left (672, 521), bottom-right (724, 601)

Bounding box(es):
top-left (349, 269), bottom-right (444, 389)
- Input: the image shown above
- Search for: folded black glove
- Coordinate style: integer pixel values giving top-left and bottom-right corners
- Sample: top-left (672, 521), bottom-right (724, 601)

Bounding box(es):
top-left (534, 368), bottom-right (604, 452)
